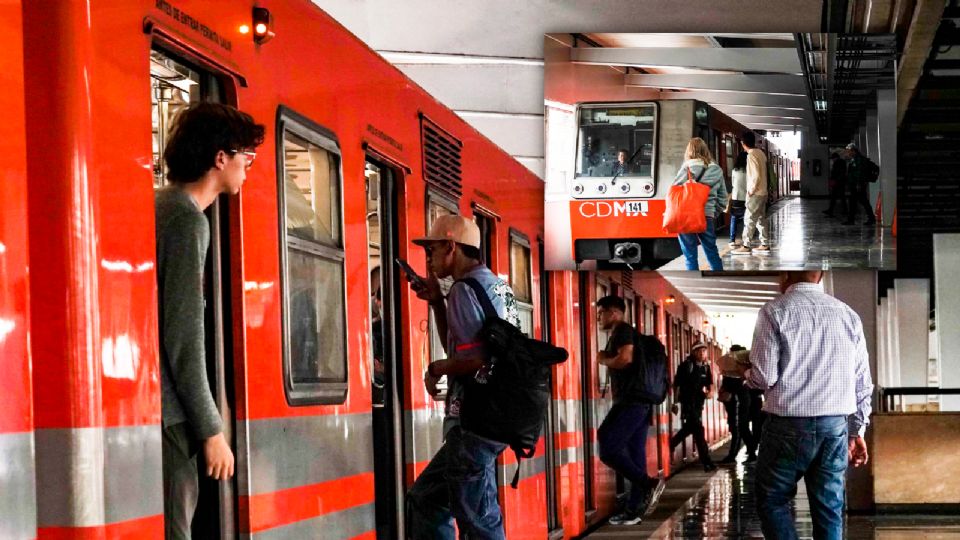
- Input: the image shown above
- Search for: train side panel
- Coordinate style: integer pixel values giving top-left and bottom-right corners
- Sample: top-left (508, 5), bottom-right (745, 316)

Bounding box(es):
top-left (0, 0), bottom-right (37, 537)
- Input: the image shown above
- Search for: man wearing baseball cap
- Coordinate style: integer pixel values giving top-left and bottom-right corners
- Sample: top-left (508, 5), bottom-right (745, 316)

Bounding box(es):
top-left (405, 214), bottom-right (520, 540)
top-left (669, 342), bottom-right (717, 471)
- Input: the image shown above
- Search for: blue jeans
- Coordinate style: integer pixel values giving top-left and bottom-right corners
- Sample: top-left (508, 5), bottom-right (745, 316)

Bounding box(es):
top-left (598, 402), bottom-right (654, 512)
top-left (729, 201), bottom-right (746, 243)
top-left (678, 219), bottom-right (723, 271)
top-left (755, 415), bottom-right (848, 540)
top-left (408, 426), bottom-right (508, 540)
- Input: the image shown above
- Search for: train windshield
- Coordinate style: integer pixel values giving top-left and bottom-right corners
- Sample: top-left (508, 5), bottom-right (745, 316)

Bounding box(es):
top-left (575, 104), bottom-right (656, 179)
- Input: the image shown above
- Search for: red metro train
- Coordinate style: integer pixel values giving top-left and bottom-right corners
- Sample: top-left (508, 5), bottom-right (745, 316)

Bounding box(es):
top-left (0, 1), bottom-right (731, 538)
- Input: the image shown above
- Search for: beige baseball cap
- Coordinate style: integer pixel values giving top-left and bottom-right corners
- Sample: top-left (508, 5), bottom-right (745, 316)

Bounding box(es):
top-left (413, 215), bottom-right (481, 248)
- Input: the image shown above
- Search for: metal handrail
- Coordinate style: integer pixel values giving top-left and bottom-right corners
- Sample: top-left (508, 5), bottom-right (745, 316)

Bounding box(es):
top-left (879, 387), bottom-right (960, 413)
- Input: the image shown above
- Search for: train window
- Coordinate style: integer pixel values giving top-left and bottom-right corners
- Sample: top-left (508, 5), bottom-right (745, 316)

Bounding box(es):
top-left (150, 51), bottom-right (202, 187)
top-left (509, 231), bottom-right (533, 337)
top-left (595, 278), bottom-right (610, 393)
top-left (473, 209), bottom-right (496, 267)
top-left (277, 110), bottom-right (347, 405)
top-left (575, 104), bottom-right (656, 179)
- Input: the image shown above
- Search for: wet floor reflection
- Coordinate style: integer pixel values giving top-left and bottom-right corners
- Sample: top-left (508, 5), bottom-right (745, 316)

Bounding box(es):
top-left (586, 451), bottom-right (960, 538)
top-left (660, 197), bottom-right (896, 271)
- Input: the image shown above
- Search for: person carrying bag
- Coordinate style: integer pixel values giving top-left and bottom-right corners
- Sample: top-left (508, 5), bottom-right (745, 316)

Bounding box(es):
top-left (666, 137), bottom-right (728, 270)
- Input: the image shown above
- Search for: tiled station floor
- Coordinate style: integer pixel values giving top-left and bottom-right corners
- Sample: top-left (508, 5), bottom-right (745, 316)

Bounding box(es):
top-left (582, 446), bottom-right (960, 539)
top-left (660, 197), bottom-right (896, 271)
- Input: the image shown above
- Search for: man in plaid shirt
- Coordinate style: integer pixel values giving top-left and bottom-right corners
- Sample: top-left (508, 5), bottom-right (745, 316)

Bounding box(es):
top-left (733, 271), bottom-right (872, 540)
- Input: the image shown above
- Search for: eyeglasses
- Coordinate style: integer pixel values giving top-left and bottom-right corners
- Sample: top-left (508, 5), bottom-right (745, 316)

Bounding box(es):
top-left (230, 149), bottom-right (257, 169)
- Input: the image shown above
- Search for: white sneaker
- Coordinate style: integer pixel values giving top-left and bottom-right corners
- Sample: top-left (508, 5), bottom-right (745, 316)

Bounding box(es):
top-left (753, 245), bottom-right (771, 255)
top-left (608, 510), bottom-right (642, 526)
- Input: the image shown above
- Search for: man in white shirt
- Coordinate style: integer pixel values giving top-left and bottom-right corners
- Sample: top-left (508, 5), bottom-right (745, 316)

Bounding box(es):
top-left (734, 271), bottom-right (872, 540)
top-left (732, 131), bottom-right (771, 255)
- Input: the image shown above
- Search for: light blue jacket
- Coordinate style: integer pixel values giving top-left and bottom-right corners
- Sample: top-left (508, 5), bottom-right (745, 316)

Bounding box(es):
top-left (673, 159), bottom-right (728, 218)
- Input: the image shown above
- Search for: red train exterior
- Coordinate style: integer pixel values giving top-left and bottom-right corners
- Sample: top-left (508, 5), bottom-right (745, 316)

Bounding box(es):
top-left (6, 1), bottom-right (732, 538)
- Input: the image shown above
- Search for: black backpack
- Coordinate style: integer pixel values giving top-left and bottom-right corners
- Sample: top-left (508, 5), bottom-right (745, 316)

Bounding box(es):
top-left (863, 158), bottom-right (880, 183)
top-left (456, 278), bottom-right (569, 488)
top-left (634, 333), bottom-right (670, 404)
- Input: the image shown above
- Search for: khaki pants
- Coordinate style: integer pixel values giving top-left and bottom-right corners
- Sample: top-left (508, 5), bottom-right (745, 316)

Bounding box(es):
top-left (742, 195), bottom-right (769, 247)
top-left (163, 422), bottom-right (199, 540)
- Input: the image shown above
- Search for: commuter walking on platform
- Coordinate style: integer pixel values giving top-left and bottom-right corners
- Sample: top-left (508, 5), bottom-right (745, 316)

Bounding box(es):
top-left (844, 143), bottom-right (878, 226)
top-left (735, 271), bottom-right (873, 540)
top-left (823, 152), bottom-right (848, 218)
top-left (733, 131), bottom-right (771, 255)
top-left (718, 345), bottom-right (757, 464)
top-left (155, 102), bottom-right (264, 539)
top-left (727, 151), bottom-right (748, 249)
top-left (669, 342), bottom-right (717, 471)
top-left (595, 295), bottom-right (668, 526)
top-left (672, 137), bottom-right (728, 271)
top-left (405, 215), bottom-right (520, 540)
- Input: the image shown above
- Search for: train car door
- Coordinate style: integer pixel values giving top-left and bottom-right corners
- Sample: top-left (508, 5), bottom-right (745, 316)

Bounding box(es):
top-left (576, 273), bottom-right (596, 520)
top-left (366, 157), bottom-right (406, 539)
top-left (150, 48), bottom-right (238, 538)
top-left (538, 239), bottom-right (563, 539)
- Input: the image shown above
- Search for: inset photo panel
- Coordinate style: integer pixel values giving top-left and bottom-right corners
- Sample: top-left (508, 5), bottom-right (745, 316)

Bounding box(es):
top-left (543, 33), bottom-right (897, 271)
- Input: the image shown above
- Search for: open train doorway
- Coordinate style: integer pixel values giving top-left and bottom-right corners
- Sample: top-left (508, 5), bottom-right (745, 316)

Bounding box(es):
top-left (150, 47), bottom-right (238, 538)
top-left (366, 157), bottom-right (406, 539)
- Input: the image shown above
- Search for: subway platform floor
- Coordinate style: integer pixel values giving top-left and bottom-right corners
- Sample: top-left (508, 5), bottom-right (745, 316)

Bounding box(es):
top-left (581, 446), bottom-right (960, 539)
top-left (660, 197), bottom-right (896, 271)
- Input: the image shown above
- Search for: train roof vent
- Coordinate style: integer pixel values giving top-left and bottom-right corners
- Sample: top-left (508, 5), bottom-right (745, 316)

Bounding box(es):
top-left (621, 269), bottom-right (633, 289)
top-left (420, 114), bottom-right (463, 200)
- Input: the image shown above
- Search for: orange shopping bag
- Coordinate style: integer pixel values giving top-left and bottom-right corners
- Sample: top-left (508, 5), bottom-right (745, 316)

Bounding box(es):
top-left (662, 167), bottom-right (710, 234)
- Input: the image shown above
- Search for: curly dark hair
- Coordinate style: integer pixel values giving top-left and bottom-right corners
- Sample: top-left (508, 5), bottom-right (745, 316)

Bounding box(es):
top-left (597, 295), bottom-right (626, 312)
top-left (163, 102), bottom-right (265, 183)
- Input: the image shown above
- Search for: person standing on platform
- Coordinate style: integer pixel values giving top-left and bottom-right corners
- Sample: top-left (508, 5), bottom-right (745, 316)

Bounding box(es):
top-left (727, 151), bottom-right (749, 249)
top-left (155, 102), bottom-right (264, 539)
top-left (669, 342), bottom-right (717, 472)
top-left (843, 143), bottom-right (877, 226)
top-left (733, 131), bottom-right (771, 256)
top-left (595, 295), bottom-right (667, 526)
top-left (823, 152), bottom-right (848, 218)
top-left (735, 271), bottom-right (873, 540)
top-left (718, 345), bottom-right (757, 464)
top-left (672, 137), bottom-right (728, 271)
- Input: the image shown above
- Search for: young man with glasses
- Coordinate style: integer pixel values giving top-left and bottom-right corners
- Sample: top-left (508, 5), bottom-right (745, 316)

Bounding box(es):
top-left (155, 102), bottom-right (264, 539)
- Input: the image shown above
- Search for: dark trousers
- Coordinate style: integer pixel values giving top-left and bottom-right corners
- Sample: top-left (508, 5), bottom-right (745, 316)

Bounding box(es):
top-left (825, 181), bottom-right (847, 215)
top-left (723, 392), bottom-right (756, 458)
top-left (670, 408), bottom-right (712, 465)
top-left (749, 390), bottom-right (766, 445)
top-left (756, 416), bottom-right (848, 540)
top-left (162, 422), bottom-right (199, 540)
top-left (407, 426), bottom-right (507, 540)
top-left (598, 402), bottom-right (654, 513)
top-left (846, 182), bottom-right (874, 223)
top-left (729, 200), bottom-right (746, 243)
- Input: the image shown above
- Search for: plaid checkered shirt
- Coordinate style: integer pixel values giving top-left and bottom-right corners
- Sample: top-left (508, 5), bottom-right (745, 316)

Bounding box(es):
top-left (746, 283), bottom-right (873, 437)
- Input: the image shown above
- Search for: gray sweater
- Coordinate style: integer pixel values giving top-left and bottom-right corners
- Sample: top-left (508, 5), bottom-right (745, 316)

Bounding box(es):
top-left (673, 159), bottom-right (729, 218)
top-left (155, 186), bottom-right (222, 440)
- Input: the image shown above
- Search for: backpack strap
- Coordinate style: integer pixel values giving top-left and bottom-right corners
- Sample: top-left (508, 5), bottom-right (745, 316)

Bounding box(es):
top-left (457, 277), bottom-right (498, 320)
top-left (510, 446), bottom-right (536, 489)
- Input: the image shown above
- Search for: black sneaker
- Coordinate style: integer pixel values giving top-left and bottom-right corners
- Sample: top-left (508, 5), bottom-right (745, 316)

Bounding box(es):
top-left (703, 463), bottom-right (718, 472)
top-left (608, 510), bottom-right (642, 526)
top-left (718, 456), bottom-right (737, 464)
top-left (746, 453), bottom-right (758, 463)
top-left (643, 478), bottom-right (667, 516)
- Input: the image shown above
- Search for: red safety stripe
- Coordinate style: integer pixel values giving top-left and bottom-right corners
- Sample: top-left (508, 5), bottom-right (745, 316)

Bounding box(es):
top-left (455, 341), bottom-right (483, 352)
top-left (38, 514), bottom-right (163, 539)
top-left (240, 472), bottom-right (375, 533)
